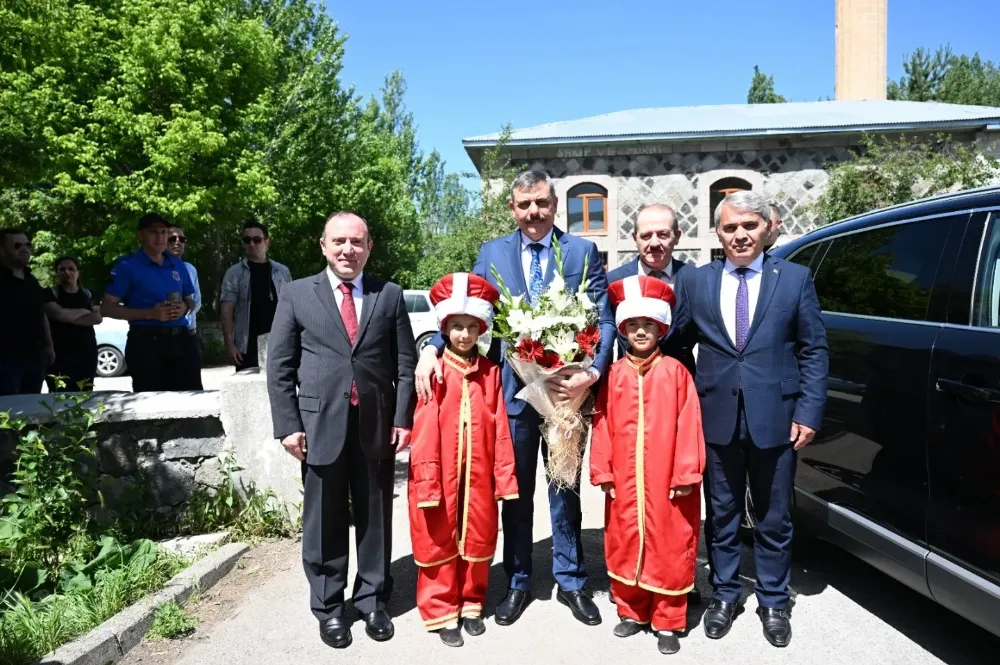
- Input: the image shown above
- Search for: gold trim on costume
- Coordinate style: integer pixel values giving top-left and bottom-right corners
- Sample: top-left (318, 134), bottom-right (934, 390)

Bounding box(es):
top-left (424, 611), bottom-right (461, 630)
top-left (413, 553), bottom-right (459, 568)
top-left (417, 501), bottom-right (440, 508)
top-left (638, 581), bottom-right (695, 596)
top-left (460, 604), bottom-right (483, 618)
top-left (497, 494), bottom-right (519, 501)
top-left (461, 554), bottom-right (493, 563)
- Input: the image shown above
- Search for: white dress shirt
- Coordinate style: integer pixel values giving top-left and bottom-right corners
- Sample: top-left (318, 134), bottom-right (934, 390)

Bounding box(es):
top-left (520, 229), bottom-right (553, 288)
top-left (638, 257), bottom-right (676, 286)
top-left (720, 254), bottom-right (765, 347)
top-left (327, 268), bottom-right (364, 321)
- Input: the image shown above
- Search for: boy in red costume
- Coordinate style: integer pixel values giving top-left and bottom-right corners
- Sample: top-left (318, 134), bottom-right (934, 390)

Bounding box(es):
top-left (591, 275), bottom-right (706, 655)
top-left (408, 273), bottom-right (519, 647)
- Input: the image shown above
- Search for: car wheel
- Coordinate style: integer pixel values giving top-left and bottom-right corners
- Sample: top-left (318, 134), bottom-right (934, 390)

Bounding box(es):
top-left (96, 346), bottom-right (126, 378)
top-left (415, 332), bottom-right (436, 352)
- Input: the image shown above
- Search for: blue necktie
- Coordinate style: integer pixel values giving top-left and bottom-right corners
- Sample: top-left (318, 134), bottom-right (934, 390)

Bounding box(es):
top-left (528, 243), bottom-right (544, 303)
top-left (735, 267), bottom-right (750, 350)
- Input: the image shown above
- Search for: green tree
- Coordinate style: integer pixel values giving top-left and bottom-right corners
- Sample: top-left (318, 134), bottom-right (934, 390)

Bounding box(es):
top-left (0, 0), bottom-right (431, 305)
top-left (812, 134), bottom-right (999, 225)
top-left (747, 65), bottom-right (786, 104)
top-left (888, 45), bottom-right (1000, 106)
top-left (411, 127), bottom-right (520, 288)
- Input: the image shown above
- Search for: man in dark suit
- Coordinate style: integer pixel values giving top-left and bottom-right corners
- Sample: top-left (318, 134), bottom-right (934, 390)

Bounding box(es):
top-left (664, 191), bottom-right (828, 648)
top-left (267, 212), bottom-right (417, 650)
top-left (415, 170), bottom-right (617, 628)
top-left (607, 203), bottom-right (688, 359)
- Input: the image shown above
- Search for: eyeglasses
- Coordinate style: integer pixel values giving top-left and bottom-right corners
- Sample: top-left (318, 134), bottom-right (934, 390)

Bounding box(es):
top-left (243, 236), bottom-right (265, 245)
top-left (168, 235), bottom-right (186, 244)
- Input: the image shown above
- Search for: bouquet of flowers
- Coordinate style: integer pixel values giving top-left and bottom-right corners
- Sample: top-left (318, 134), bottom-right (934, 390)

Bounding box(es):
top-left (491, 245), bottom-right (601, 489)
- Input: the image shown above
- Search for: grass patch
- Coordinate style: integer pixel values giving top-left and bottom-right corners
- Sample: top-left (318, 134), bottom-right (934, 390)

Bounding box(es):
top-left (148, 600), bottom-right (198, 639)
top-left (0, 545), bottom-right (187, 665)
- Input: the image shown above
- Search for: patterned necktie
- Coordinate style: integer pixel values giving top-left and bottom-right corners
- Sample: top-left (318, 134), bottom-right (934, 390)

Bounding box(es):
top-left (338, 282), bottom-right (359, 405)
top-left (648, 269), bottom-right (666, 281)
top-left (735, 267), bottom-right (750, 351)
top-left (528, 242), bottom-right (545, 303)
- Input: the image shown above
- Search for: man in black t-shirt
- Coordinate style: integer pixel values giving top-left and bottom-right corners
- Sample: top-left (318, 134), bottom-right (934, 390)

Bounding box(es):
top-left (0, 229), bottom-right (93, 395)
top-left (220, 220), bottom-right (292, 370)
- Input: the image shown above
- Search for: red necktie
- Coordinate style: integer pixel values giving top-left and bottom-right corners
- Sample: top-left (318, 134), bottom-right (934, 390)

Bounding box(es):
top-left (338, 282), bottom-right (359, 405)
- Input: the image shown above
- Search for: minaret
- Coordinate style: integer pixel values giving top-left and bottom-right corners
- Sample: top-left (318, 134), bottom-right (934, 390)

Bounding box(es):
top-left (835, 0), bottom-right (888, 100)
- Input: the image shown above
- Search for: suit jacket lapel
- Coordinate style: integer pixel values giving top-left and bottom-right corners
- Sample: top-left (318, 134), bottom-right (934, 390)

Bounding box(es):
top-left (354, 275), bottom-right (380, 348)
top-left (544, 229), bottom-right (570, 285)
top-left (709, 262), bottom-right (734, 350)
top-left (505, 232), bottom-right (528, 295)
top-left (746, 255), bottom-right (780, 346)
top-left (313, 272), bottom-right (350, 345)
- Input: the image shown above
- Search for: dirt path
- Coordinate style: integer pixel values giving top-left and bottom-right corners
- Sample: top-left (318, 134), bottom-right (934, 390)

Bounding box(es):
top-left (120, 538), bottom-right (300, 665)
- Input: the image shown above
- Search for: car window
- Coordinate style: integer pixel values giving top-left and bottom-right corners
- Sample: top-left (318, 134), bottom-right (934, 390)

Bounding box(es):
top-left (812, 216), bottom-right (955, 322)
top-left (972, 212), bottom-right (1000, 328)
top-left (405, 294), bottom-right (430, 314)
top-left (785, 242), bottom-right (822, 273)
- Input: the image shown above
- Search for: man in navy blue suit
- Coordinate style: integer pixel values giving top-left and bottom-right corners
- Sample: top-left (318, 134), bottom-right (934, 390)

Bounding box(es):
top-left (607, 203), bottom-right (688, 359)
top-left (415, 170), bottom-right (617, 629)
top-left (664, 190), bottom-right (827, 648)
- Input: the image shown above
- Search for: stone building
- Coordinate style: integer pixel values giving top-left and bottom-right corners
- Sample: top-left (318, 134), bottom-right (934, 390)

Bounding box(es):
top-left (463, 100), bottom-right (1000, 268)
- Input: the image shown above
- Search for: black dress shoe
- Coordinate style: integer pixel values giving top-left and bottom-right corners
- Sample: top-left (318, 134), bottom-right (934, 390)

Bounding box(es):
top-left (438, 625), bottom-right (464, 647)
top-left (463, 616), bottom-right (486, 636)
top-left (363, 610), bottom-right (394, 642)
top-left (657, 631), bottom-right (680, 654)
top-left (613, 618), bottom-right (645, 638)
top-left (495, 589), bottom-right (531, 626)
top-left (757, 607), bottom-right (792, 647)
top-left (557, 588), bottom-right (602, 626)
top-left (319, 617), bottom-right (352, 649)
top-left (703, 599), bottom-right (738, 639)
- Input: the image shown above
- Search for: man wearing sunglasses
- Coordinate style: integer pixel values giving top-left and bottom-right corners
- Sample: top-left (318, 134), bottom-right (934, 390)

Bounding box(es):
top-left (0, 228), bottom-right (96, 394)
top-left (221, 220), bottom-right (292, 370)
top-left (166, 224), bottom-right (202, 331)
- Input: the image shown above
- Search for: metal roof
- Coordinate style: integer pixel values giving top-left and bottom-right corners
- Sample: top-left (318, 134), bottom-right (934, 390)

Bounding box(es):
top-left (463, 100), bottom-right (1000, 147)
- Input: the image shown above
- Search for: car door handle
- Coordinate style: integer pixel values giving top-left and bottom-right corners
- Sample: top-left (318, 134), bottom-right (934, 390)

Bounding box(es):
top-left (935, 378), bottom-right (1000, 404)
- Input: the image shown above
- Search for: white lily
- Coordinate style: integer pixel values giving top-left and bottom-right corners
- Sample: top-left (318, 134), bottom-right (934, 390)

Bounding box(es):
top-left (546, 329), bottom-right (579, 359)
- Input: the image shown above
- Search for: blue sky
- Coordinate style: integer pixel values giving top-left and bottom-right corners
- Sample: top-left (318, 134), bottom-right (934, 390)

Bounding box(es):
top-left (325, 0), bottom-right (1000, 181)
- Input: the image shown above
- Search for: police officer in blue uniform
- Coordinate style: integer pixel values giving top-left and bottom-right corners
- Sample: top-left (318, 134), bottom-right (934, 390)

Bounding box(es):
top-left (100, 213), bottom-right (203, 392)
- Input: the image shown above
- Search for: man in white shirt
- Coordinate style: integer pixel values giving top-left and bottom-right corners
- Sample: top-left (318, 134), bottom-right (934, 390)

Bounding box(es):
top-left (266, 212), bottom-right (417, 650)
top-left (664, 191), bottom-right (828, 648)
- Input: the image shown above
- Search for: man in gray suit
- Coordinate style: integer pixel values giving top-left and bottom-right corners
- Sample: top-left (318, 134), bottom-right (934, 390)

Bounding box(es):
top-left (267, 211), bottom-right (417, 650)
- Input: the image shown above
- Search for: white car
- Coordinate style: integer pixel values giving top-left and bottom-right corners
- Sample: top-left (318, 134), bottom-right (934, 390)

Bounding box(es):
top-left (94, 317), bottom-right (129, 377)
top-left (403, 290), bottom-right (439, 351)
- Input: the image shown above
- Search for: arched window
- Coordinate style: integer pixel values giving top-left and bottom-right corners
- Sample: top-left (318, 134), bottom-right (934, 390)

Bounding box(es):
top-left (567, 183), bottom-right (607, 235)
top-left (709, 177), bottom-right (752, 228)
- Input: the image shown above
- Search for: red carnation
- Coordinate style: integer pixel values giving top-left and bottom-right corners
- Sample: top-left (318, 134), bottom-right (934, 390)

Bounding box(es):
top-left (516, 338), bottom-right (545, 363)
top-left (538, 350), bottom-right (564, 370)
top-left (575, 326), bottom-right (600, 356)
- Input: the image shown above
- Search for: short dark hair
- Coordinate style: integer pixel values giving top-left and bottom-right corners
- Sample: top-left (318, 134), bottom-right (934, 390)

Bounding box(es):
top-left (0, 227), bottom-right (28, 242)
top-left (243, 219), bottom-right (269, 239)
top-left (54, 256), bottom-right (80, 270)
top-left (138, 213), bottom-right (170, 229)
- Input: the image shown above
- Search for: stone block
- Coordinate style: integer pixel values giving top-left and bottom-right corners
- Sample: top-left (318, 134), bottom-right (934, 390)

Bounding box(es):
top-left (220, 372), bottom-right (302, 519)
top-left (98, 474), bottom-right (135, 505)
top-left (195, 456), bottom-right (226, 488)
top-left (158, 531), bottom-right (230, 557)
top-left (161, 436), bottom-right (224, 460)
top-left (97, 432), bottom-right (138, 476)
top-left (145, 459), bottom-right (196, 507)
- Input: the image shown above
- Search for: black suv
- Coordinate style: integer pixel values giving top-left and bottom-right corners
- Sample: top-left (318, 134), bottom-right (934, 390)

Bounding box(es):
top-left (770, 185), bottom-right (1000, 638)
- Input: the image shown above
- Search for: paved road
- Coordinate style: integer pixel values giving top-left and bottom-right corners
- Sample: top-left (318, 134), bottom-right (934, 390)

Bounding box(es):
top-left (89, 366), bottom-right (236, 392)
top-left (159, 452), bottom-right (997, 665)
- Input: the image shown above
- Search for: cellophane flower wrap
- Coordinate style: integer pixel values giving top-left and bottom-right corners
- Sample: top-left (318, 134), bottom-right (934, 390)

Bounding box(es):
top-left (490, 245), bottom-right (601, 490)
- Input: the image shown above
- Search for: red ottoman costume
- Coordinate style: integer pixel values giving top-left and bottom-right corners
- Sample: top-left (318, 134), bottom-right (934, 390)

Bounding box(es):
top-left (408, 273), bottom-right (519, 630)
top-left (591, 276), bottom-right (706, 633)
